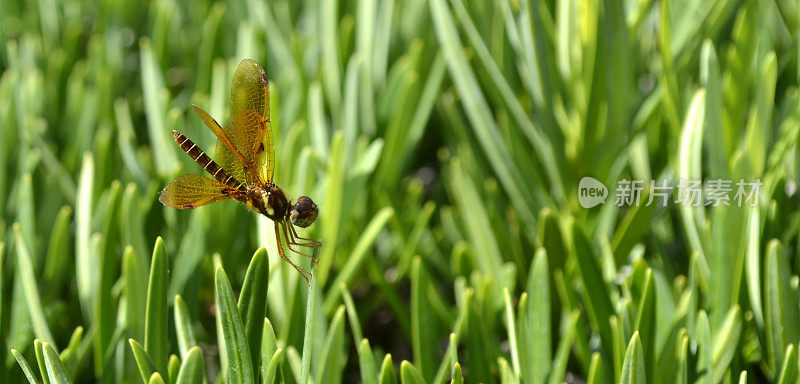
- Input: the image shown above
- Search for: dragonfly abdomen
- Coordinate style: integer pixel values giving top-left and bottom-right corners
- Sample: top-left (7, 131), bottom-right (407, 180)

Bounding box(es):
top-left (172, 130), bottom-right (245, 191)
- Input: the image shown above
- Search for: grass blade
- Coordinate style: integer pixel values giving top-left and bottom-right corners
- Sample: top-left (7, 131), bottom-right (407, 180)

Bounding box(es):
top-left (14, 224), bottom-right (55, 345)
top-left (174, 346), bottom-right (206, 384)
top-left (237, 247), bottom-right (269, 375)
top-left (42, 342), bottom-right (72, 384)
top-left (145, 237), bottom-right (169, 374)
top-left (619, 332), bottom-right (645, 384)
top-left (300, 273), bottom-right (317, 384)
top-left (11, 349), bottom-right (39, 384)
top-left (215, 265), bottom-right (255, 384)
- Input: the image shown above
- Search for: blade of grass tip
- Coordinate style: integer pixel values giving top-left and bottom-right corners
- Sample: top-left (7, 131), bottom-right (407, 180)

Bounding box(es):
top-left (432, 333), bottom-right (459, 384)
top-left (59, 326), bottom-right (84, 376)
top-left (712, 306), bottom-right (741, 382)
top-left (633, 269), bottom-right (655, 380)
top-left (168, 355), bottom-right (180, 383)
top-left (744, 206), bottom-right (762, 326)
top-left (174, 295), bottom-right (197, 360)
top-left (527, 249), bottom-right (551, 383)
top-left (314, 306), bottom-right (346, 384)
top-left (400, 361), bottom-right (427, 384)
top-left (619, 332), bottom-right (645, 384)
top-left (43, 206), bottom-right (72, 296)
top-left (215, 265), bottom-right (255, 384)
top-left (300, 273), bottom-right (317, 384)
top-left (697, 311), bottom-right (712, 384)
top-left (238, 248), bottom-right (269, 375)
top-left (139, 38), bottom-right (177, 176)
top-left (498, 358), bottom-right (515, 384)
top-left (449, 363), bottom-right (462, 384)
top-left (502, 289), bottom-right (520, 378)
top-left (433, 305), bottom-right (469, 384)
top-left (737, 370), bottom-right (748, 384)
top-left (75, 152), bottom-right (94, 318)
top-left (675, 330), bottom-right (689, 384)
top-left (148, 372), bottom-right (166, 384)
top-left (14, 225), bottom-right (55, 345)
top-left (174, 346), bottom-right (205, 384)
top-left (11, 349), bottom-right (39, 384)
top-left (42, 343), bottom-right (72, 384)
top-left (95, 182), bottom-right (122, 374)
top-left (260, 318), bottom-right (278, 381)
top-left (358, 339), bottom-right (378, 384)
top-left (145, 237), bottom-right (169, 375)
top-left (586, 353), bottom-right (603, 384)
top-left (378, 354), bottom-right (397, 384)
top-left (323, 207), bottom-right (394, 313)
top-left (130, 339), bottom-right (158, 382)
top-left (264, 348), bottom-right (284, 384)
top-left (35, 339), bottom-right (51, 384)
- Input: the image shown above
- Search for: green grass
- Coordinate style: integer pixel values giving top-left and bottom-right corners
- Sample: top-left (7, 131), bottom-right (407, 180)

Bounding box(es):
top-left (2, 0), bottom-right (800, 383)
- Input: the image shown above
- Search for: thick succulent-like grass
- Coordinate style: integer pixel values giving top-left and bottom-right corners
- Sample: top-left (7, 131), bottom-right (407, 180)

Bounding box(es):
top-left (2, 0), bottom-right (800, 383)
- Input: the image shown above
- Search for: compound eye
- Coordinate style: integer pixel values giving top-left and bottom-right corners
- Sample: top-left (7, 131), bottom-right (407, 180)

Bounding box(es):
top-left (290, 196), bottom-right (318, 228)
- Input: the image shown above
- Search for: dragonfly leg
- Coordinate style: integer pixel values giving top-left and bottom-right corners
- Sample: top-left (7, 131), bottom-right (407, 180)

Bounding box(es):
top-left (282, 221), bottom-right (319, 263)
top-left (274, 222), bottom-right (311, 284)
top-left (288, 223), bottom-right (322, 248)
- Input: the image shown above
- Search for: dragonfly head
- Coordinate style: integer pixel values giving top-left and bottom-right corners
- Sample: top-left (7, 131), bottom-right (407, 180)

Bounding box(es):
top-left (290, 196), bottom-right (318, 228)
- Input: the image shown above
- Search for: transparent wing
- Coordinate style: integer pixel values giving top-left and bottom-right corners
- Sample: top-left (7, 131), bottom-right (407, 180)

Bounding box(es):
top-left (159, 174), bottom-right (233, 209)
top-left (193, 105), bottom-right (251, 185)
top-left (228, 59), bottom-right (275, 184)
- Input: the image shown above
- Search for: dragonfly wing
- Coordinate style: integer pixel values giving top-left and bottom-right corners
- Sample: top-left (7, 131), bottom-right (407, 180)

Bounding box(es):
top-left (193, 105), bottom-right (251, 185)
top-left (229, 59), bottom-right (275, 184)
top-left (159, 174), bottom-right (234, 209)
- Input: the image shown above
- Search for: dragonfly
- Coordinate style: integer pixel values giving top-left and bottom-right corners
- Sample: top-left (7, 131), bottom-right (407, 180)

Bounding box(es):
top-left (159, 59), bottom-right (321, 283)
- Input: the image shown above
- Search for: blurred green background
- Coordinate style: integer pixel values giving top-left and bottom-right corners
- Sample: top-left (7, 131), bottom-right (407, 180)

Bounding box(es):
top-left (2, 0), bottom-right (800, 383)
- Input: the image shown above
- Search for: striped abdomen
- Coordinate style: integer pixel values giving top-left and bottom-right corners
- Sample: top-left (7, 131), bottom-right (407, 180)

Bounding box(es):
top-left (172, 130), bottom-right (245, 191)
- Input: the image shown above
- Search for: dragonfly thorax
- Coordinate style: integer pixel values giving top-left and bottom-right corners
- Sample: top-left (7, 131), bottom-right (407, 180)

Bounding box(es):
top-left (245, 184), bottom-right (291, 221)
